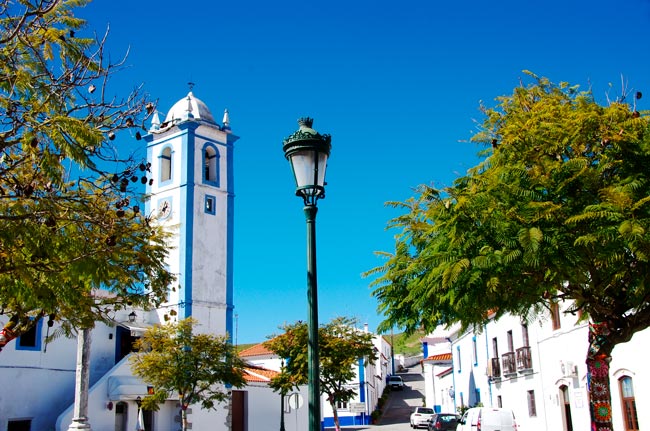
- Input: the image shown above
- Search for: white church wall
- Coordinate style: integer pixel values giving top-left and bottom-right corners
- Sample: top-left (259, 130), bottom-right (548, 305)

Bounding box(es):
top-left (0, 316), bottom-right (129, 431)
top-left (243, 384), bottom-right (309, 431)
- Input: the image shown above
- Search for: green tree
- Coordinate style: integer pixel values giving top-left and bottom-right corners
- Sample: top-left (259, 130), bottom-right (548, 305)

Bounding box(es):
top-left (130, 318), bottom-right (246, 431)
top-left (265, 317), bottom-right (378, 431)
top-left (367, 73), bottom-right (650, 431)
top-left (0, 0), bottom-right (172, 349)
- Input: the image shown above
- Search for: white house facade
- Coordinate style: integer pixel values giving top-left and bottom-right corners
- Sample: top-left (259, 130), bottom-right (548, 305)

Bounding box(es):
top-left (422, 301), bottom-right (648, 431)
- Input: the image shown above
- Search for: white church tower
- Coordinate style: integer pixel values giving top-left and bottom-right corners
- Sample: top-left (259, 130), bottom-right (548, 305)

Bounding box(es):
top-left (144, 90), bottom-right (238, 338)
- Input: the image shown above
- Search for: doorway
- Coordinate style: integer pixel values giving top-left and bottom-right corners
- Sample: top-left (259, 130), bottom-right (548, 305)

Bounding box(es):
top-left (7, 420), bottom-right (31, 431)
top-left (559, 385), bottom-right (573, 431)
top-left (115, 326), bottom-right (138, 363)
top-left (232, 390), bottom-right (247, 431)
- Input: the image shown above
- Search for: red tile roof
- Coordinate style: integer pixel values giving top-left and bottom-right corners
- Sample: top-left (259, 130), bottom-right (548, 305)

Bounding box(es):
top-left (243, 366), bottom-right (279, 383)
top-left (423, 353), bottom-right (452, 362)
top-left (239, 343), bottom-right (273, 357)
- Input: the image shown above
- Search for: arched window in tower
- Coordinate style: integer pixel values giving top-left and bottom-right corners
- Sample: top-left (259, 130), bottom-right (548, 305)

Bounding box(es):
top-left (160, 146), bottom-right (173, 183)
top-left (203, 144), bottom-right (219, 186)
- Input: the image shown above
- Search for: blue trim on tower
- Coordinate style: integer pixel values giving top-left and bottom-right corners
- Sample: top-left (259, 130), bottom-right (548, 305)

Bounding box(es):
top-left (179, 123), bottom-right (198, 319)
top-left (225, 140), bottom-right (235, 341)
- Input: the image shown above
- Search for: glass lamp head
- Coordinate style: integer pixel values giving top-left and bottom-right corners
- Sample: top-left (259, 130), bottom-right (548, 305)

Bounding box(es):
top-left (282, 117), bottom-right (331, 206)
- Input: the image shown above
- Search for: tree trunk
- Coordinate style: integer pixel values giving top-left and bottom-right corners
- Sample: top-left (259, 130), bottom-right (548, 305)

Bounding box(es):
top-left (329, 399), bottom-right (341, 431)
top-left (586, 322), bottom-right (614, 431)
top-left (181, 405), bottom-right (188, 431)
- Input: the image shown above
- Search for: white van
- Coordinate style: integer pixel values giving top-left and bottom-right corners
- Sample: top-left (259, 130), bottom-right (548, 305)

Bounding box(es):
top-left (456, 407), bottom-right (518, 431)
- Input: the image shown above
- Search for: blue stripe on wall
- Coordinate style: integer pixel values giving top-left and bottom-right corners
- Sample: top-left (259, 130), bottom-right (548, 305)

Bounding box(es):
top-left (179, 123), bottom-right (198, 318)
top-left (358, 358), bottom-right (366, 402)
top-left (226, 140), bottom-right (235, 340)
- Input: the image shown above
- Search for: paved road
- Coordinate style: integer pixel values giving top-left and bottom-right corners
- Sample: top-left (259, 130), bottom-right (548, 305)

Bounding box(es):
top-left (328, 366), bottom-right (426, 431)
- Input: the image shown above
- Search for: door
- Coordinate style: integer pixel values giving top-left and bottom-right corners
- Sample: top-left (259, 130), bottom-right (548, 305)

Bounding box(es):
top-left (115, 401), bottom-right (127, 431)
top-left (232, 390), bottom-right (247, 431)
top-left (7, 420), bottom-right (31, 431)
top-left (559, 385), bottom-right (573, 431)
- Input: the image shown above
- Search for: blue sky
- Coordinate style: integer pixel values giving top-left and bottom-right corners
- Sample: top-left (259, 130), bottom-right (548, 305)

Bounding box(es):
top-left (78, 0), bottom-right (650, 344)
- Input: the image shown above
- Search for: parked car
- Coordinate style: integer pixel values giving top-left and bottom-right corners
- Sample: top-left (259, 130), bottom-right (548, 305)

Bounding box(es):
top-left (410, 406), bottom-right (435, 429)
top-left (427, 413), bottom-right (460, 430)
top-left (456, 407), bottom-right (518, 431)
top-left (388, 375), bottom-right (404, 390)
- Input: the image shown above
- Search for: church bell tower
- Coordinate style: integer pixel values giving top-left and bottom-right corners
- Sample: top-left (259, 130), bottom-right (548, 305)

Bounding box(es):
top-left (144, 91), bottom-right (238, 337)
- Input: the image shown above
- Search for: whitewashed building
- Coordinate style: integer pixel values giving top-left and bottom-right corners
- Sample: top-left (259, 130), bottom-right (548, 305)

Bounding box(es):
top-left (422, 301), bottom-right (648, 431)
top-left (0, 91), bottom-right (252, 431)
top-left (420, 325), bottom-right (456, 414)
top-left (240, 326), bottom-right (392, 429)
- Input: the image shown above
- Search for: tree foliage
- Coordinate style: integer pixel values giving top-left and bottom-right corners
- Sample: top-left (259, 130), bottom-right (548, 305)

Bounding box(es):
top-left (130, 318), bottom-right (246, 431)
top-left (0, 0), bottom-right (173, 347)
top-left (367, 72), bottom-right (649, 431)
top-left (264, 317), bottom-right (378, 431)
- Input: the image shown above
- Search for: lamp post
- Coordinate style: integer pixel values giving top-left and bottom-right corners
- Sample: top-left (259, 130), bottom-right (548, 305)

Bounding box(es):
top-left (283, 117), bottom-right (331, 431)
top-left (280, 359), bottom-right (286, 431)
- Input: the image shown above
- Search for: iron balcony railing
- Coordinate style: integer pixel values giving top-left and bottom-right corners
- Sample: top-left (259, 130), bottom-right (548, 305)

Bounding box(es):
top-left (502, 352), bottom-right (517, 375)
top-left (488, 357), bottom-right (501, 379)
top-left (516, 346), bottom-right (533, 372)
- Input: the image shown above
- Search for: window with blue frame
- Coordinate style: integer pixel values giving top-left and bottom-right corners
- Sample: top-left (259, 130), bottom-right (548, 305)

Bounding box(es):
top-left (457, 345), bottom-right (461, 373)
top-left (205, 195), bottom-right (216, 215)
top-left (159, 146), bottom-right (173, 184)
top-left (203, 144), bottom-right (220, 186)
top-left (472, 336), bottom-right (478, 366)
top-left (16, 318), bottom-right (42, 351)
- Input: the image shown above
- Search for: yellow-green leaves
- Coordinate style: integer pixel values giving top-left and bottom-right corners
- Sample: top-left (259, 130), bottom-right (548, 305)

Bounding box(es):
top-left (368, 74), bottom-right (650, 344)
top-left (0, 0), bottom-right (166, 342)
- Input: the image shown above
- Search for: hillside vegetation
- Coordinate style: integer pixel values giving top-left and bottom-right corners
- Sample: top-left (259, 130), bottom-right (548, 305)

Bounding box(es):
top-left (388, 330), bottom-right (425, 357)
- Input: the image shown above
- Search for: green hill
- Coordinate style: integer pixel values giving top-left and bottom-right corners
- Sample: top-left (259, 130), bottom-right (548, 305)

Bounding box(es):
top-left (388, 330), bottom-right (425, 356)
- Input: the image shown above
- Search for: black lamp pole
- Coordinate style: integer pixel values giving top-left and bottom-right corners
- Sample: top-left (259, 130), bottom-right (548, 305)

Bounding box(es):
top-left (283, 118), bottom-right (331, 431)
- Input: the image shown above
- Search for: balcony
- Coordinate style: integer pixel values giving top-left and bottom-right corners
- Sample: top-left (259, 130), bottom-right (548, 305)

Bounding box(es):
top-left (516, 346), bottom-right (533, 373)
top-left (501, 352), bottom-right (517, 376)
top-left (487, 357), bottom-right (501, 381)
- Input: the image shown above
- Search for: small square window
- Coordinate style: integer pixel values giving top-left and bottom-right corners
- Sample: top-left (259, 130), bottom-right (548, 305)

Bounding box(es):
top-left (205, 195), bottom-right (216, 215)
top-left (16, 319), bottom-right (42, 351)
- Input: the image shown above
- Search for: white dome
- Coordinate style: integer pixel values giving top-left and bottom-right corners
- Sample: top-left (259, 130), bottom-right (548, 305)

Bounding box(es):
top-left (163, 92), bottom-right (216, 125)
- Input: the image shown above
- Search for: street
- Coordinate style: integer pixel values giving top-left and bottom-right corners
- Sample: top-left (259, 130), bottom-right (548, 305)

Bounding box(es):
top-left (327, 366), bottom-right (426, 431)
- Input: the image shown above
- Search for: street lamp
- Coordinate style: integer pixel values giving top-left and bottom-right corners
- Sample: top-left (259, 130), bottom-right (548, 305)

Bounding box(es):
top-left (280, 359), bottom-right (286, 431)
top-left (283, 117), bottom-right (331, 431)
